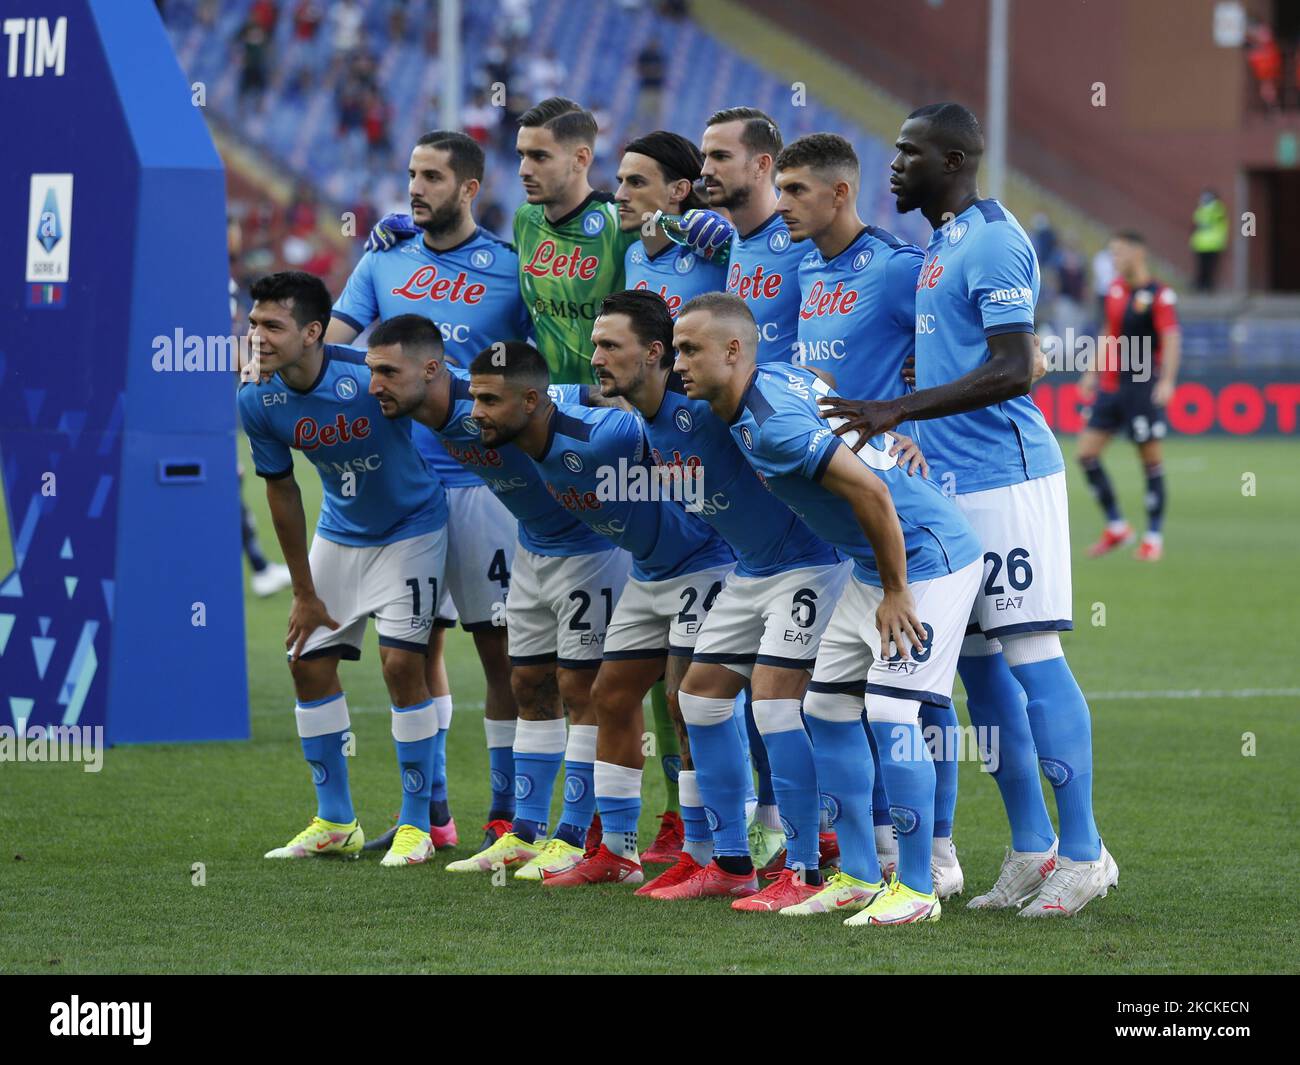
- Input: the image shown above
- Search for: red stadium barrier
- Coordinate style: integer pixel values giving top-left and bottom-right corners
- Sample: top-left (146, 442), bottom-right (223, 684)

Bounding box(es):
top-left (1033, 377), bottom-right (1300, 435)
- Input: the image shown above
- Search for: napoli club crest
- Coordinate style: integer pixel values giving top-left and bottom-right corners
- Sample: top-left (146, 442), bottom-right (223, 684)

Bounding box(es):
top-left (563, 775), bottom-right (587, 803)
top-left (582, 210), bottom-right (606, 235)
top-left (515, 774), bottom-right (534, 800)
top-left (769, 228), bottom-right (791, 253)
top-left (461, 415), bottom-right (480, 435)
top-left (335, 377), bottom-right (358, 401)
top-left (889, 805), bottom-right (920, 835)
top-left (562, 450), bottom-right (584, 473)
top-left (309, 761), bottom-right (328, 786)
top-left (470, 247), bottom-right (495, 269)
top-left (674, 407), bottom-right (693, 433)
top-left (820, 792), bottom-right (841, 827)
top-left (947, 221), bottom-right (969, 245)
top-left (853, 250), bottom-right (874, 271)
top-left (674, 252), bottom-right (696, 274)
top-left (739, 425), bottom-right (753, 450)
top-left (402, 768), bottom-right (425, 794)
top-left (1039, 757), bottom-right (1074, 787)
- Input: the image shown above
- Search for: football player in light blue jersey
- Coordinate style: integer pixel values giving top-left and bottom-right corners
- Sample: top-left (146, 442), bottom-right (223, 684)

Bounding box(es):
top-left (237, 272), bottom-right (448, 869)
top-left (821, 102), bottom-right (1116, 917)
top-left (359, 316), bottom-right (633, 883)
top-left (327, 132), bottom-right (533, 855)
top-left (571, 291), bottom-right (852, 910)
top-left (670, 108), bottom-right (805, 364)
top-left (613, 130), bottom-right (732, 860)
top-left (675, 292), bottom-right (984, 925)
top-left (616, 131), bottom-right (728, 319)
top-left (465, 341), bottom-right (736, 888)
top-left (776, 132), bottom-right (964, 897)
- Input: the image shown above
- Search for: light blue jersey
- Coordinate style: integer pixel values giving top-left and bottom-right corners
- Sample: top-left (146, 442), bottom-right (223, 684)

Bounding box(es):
top-left (332, 228), bottom-right (533, 488)
top-left (642, 376), bottom-right (837, 577)
top-left (624, 239), bottom-right (727, 318)
top-left (429, 367), bottom-right (607, 556)
top-left (238, 344), bottom-right (447, 547)
top-left (914, 199), bottom-right (1063, 493)
top-left (795, 225), bottom-right (922, 408)
top-left (531, 402), bottom-right (735, 582)
top-left (726, 212), bottom-right (804, 365)
top-left (728, 365), bottom-right (980, 586)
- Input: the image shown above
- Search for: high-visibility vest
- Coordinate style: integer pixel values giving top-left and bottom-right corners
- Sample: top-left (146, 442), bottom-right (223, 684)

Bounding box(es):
top-left (1191, 198), bottom-right (1228, 253)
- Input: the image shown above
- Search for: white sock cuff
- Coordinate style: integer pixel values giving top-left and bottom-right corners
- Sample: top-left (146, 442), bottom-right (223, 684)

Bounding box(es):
top-left (514, 717), bottom-right (567, 755)
top-left (1001, 631), bottom-right (1063, 667)
top-left (483, 718), bottom-right (517, 749)
top-left (565, 723), bottom-right (598, 763)
top-left (295, 693), bottom-right (350, 738)
top-left (960, 633), bottom-right (1003, 657)
top-left (432, 694), bottom-right (454, 730)
top-left (678, 691), bottom-right (735, 727)
top-left (678, 769), bottom-right (701, 808)
top-left (594, 760), bottom-right (642, 798)
top-left (866, 694), bottom-right (922, 726)
top-left (803, 690), bottom-right (862, 723)
top-left (751, 698), bottom-right (803, 734)
top-left (391, 701), bottom-right (437, 743)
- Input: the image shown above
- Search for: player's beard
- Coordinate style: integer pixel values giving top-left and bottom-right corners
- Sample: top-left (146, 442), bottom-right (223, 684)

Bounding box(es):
top-left (416, 200), bottom-right (462, 238)
top-left (708, 184), bottom-right (749, 212)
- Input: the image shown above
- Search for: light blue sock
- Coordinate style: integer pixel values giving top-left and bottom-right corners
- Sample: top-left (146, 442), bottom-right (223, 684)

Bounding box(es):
top-left (684, 699), bottom-right (751, 858)
top-left (755, 699), bottom-right (820, 873)
top-left (1012, 655), bottom-right (1102, 862)
top-left (733, 691), bottom-right (757, 809)
top-left (869, 717), bottom-right (935, 893)
top-left (959, 653), bottom-right (1056, 852)
top-left (513, 718), bottom-right (566, 833)
top-left (595, 761), bottom-right (641, 859)
top-left (745, 694), bottom-right (777, 807)
top-left (429, 729), bottom-right (449, 804)
top-left (806, 712), bottom-right (879, 883)
top-left (558, 723), bottom-right (598, 834)
top-left (920, 704), bottom-right (959, 839)
top-left (298, 692), bottom-right (354, 825)
top-left (863, 717), bottom-right (893, 831)
top-left (392, 700), bottom-right (436, 833)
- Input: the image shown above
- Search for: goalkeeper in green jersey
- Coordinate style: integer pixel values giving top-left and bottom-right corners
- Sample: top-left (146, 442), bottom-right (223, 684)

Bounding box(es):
top-left (512, 97), bottom-right (637, 384)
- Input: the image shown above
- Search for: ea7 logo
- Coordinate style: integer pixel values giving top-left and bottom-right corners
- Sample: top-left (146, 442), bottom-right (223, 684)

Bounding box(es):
top-left (262, 392), bottom-right (287, 406)
top-left (4, 17), bottom-right (67, 78)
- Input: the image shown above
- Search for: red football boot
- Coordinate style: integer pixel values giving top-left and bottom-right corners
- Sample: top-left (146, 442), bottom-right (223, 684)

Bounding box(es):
top-left (635, 852), bottom-right (703, 896)
top-left (1087, 524), bottom-right (1134, 558)
top-left (759, 847), bottom-right (787, 878)
top-left (429, 818), bottom-right (459, 850)
top-left (648, 859), bottom-right (758, 901)
top-left (640, 810), bottom-right (684, 865)
top-left (541, 844), bottom-right (643, 888)
top-left (584, 813), bottom-right (603, 859)
top-left (478, 818), bottom-right (511, 852)
top-left (1134, 538), bottom-right (1163, 562)
top-left (731, 867), bottom-right (820, 912)
top-left (818, 831), bottom-right (840, 870)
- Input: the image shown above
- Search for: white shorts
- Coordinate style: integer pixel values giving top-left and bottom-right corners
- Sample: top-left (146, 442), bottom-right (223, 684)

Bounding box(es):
top-left (808, 559), bottom-right (981, 707)
top-left (507, 546), bottom-right (632, 669)
top-left (692, 561), bottom-right (852, 676)
top-left (603, 563), bottom-right (735, 660)
top-left (954, 471), bottom-right (1073, 640)
top-left (297, 528), bottom-right (448, 660)
top-left (434, 483), bottom-right (518, 631)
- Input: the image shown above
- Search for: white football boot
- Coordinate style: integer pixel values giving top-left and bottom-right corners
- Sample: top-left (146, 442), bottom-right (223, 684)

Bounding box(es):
top-left (966, 839), bottom-right (1059, 909)
top-left (931, 839), bottom-right (965, 900)
top-left (1019, 844), bottom-right (1118, 917)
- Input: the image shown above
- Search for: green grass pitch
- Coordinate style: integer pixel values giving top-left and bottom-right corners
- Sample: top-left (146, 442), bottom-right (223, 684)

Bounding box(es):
top-left (3, 436), bottom-right (1298, 974)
